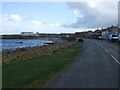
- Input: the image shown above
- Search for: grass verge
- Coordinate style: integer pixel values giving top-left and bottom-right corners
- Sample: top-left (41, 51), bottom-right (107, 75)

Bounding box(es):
top-left (3, 48), bottom-right (81, 88)
top-left (110, 42), bottom-right (120, 47)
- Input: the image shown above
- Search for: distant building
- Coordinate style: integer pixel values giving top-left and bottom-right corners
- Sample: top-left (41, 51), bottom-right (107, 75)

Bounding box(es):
top-left (107, 26), bottom-right (118, 35)
top-left (75, 32), bottom-right (86, 37)
top-left (93, 29), bottom-right (102, 36)
top-left (101, 25), bottom-right (118, 40)
top-left (92, 29), bottom-right (103, 39)
top-left (101, 29), bottom-right (109, 40)
top-left (85, 31), bottom-right (93, 38)
top-left (21, 32), bottom-right (34, 36)
top-left (34, 32), bottom-right (39, 36)
top-left (0, 35), bottom-right (2, 39)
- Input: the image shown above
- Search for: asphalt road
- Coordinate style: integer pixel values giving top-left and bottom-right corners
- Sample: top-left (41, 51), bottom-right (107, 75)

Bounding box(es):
top-left (47, 39), bottom-right (119, 88)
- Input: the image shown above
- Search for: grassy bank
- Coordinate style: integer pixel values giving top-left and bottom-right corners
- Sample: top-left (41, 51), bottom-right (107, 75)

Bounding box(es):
top-left (3, 48), bottom-right (81, 88)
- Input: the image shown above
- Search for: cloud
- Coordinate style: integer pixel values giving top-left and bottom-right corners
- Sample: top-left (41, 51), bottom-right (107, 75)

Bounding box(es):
top-left (10, 14), bottom-right (22, 21)
top-left (62, 2), bottom-right (118, 29)
top-left (31, 21), bottom-right (45, 25)
top-left (73, 9), bottom-right (84, 18)
top-left (88, 2), bottom-right (96, 8)
top-left (1, 14), bottom-right (49, 34)
top-left (1, 2), bottom-right (118, 34)
top-left (49, 23), bottom-right (61, 27)
top-left (1, 14), bottom-right (75, 34)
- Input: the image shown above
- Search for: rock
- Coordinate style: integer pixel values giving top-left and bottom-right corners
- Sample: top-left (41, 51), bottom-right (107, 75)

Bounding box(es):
top-left (17, 42), bottom-right (23, 43)
top-left (44, 42), bottom-right (54, 44)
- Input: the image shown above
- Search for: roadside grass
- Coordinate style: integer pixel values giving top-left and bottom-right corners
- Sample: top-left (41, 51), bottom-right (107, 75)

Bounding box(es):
top-left (101, 39), bottom-right (120, 47)
top-left (117, 42), bottom-right (120, 47)
top-left (115, 43), bottom-right (120, 47)
top-left (118, 43), bottom-right (120, 46)
top-left (3, 48), bottom-right (81, 88)
top-left (110, 42), bottom-right (120, 47)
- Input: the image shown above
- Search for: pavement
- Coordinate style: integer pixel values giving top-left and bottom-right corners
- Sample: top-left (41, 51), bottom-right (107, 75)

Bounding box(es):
top-left (46, 39), bottom-right (119, 88)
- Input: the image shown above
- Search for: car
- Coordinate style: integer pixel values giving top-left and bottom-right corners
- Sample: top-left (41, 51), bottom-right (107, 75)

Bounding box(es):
top-left (108, 34), bottom-right (118, 42)
top-left (98, 36), bottom-right (102, 40)
top-left (118, 34), bottom-right (120, 42)
top-left (78, 38), bottom-right (83, 42)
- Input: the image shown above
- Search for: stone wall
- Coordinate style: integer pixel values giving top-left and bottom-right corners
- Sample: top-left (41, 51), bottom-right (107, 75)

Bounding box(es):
top-left (2, 41), bottom-right (77, 63)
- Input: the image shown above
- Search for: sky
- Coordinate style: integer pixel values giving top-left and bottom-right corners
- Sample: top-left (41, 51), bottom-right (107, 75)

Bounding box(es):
top-left (1, 1), bottom-right (118, 34)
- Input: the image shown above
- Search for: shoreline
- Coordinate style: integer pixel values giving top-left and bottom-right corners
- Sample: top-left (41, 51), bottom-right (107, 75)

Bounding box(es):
top-left (1, 38), bottom-right (65, 51)
top-left (2, 41), bottom-right (77, 63)
top-left (2, 37), bottom-right (65, 42)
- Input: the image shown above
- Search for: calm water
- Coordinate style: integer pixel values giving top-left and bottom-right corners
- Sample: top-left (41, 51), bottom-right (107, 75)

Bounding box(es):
top-left (1, 39), bottom-right (54, 51)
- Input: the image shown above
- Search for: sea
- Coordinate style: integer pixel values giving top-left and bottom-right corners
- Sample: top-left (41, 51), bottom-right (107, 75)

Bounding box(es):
top-left (1, 39), bottom-right (54, 51)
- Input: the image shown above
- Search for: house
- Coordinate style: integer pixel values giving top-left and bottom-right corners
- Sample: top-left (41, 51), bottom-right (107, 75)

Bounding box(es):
top-left (34, 32), bottom-right (39, 36)
top-left (101, 28), bottom-right (109, 40)
top-left (107, 26), bottom-right (118, 35)
top-left (85, 31), bottom-right (93, 38)
top-left (21, 32), bottom-right (34, 36)
top-left (92, 29), bottom-right (103, 39)
top-left (75, 32), bottom-right (86, 37)
top-left (93, 29), bottom-right (103, 35)
top-left (101, 25), bottom-right (118, 40)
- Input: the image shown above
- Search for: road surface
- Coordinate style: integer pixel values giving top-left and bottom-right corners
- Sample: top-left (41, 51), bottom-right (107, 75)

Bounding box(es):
top-left (47, 39), bottom-right (119, 88)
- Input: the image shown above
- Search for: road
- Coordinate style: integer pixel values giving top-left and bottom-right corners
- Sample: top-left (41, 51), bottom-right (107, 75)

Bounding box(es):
top-left (47, 39), bottom-right (119, 88)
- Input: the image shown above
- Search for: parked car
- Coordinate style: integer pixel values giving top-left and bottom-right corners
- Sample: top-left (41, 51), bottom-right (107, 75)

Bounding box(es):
top-left (78, 38), bottom-right (83, 42)
top-left (108, 34), bottom-right (118, 42)
top-left (98, 36), bottom-right (102, 40)
top-left (118, 34), bottom-right (120, 42)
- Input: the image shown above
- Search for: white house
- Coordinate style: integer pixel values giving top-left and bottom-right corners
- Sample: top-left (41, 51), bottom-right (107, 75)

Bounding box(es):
top-left (102, 26), bottom-right (118, 40)
top-left (102, 29), bottom-right (109, 40)
top-left (21, 32), bottom-right (34, 36)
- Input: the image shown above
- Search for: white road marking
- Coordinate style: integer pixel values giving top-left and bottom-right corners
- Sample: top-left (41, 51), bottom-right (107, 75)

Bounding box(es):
top-left (105, 49), bottom-right (109, 53)
top-left (83, 43), bottom-right (85, 48)
top-left (110, 55), bottom-right (120, 65)
top-left (99, 45), bottom-right (120, 65)
top-left (104, 48), bottom-right (120, 65)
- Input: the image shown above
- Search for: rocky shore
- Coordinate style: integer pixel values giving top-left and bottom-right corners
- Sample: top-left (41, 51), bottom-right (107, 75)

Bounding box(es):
top-left (2, 41), bottom-right (78, 63)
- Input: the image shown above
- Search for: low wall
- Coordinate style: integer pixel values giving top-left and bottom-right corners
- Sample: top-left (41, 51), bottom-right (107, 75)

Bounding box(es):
top-left (2, 41), bottom-right (77, 63)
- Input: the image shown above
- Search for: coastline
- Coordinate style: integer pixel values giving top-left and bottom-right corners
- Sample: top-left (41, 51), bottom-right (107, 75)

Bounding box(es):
top-left (2, 40), bottom-right (77, 63)
top-left (2, 38), bottom-right (65, 51)
top-left (1, 37), bottom-right (65, 43)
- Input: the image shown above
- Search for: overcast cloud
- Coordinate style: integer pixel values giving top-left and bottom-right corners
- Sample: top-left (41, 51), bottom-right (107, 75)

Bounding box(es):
top-left (1, 14), bottom-right (49, 34)
top-left (62, 2), bottom-right (118, 29)
top-left (1, 14), bottom-right (74, 34)
top-left (1, 2), bottom-right (118, 34)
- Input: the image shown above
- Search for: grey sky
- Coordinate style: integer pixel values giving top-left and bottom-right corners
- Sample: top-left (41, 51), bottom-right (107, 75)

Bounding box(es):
top-left (1, 1), bottom-right (119, 34)
top-left (61, 2), bottom-right (118, 29)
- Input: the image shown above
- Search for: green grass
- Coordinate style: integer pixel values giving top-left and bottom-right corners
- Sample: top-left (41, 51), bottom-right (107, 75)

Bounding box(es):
top-left (3, 48), bottom-right (81, 88)
top-left (110, 42), bottom-right (120, 47)
top-left (118, 43), bottom-right (120, 46)
top-left (117, 42), bottom-right (120, 46)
